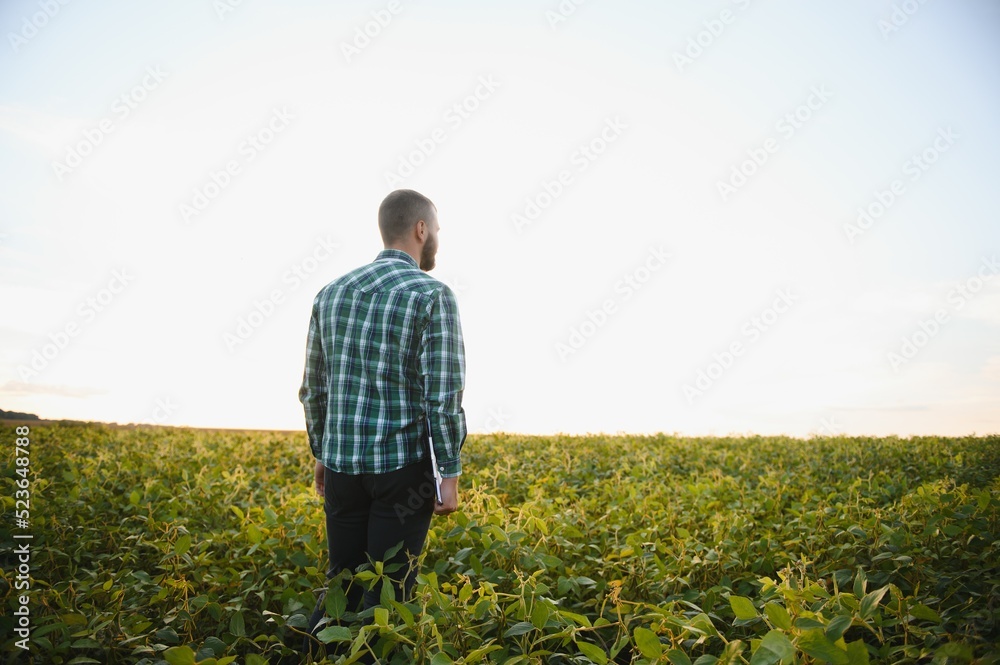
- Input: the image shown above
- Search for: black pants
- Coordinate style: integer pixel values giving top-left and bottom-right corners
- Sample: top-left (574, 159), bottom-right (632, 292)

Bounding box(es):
top-left (302, 457), bottom-right (437, 657)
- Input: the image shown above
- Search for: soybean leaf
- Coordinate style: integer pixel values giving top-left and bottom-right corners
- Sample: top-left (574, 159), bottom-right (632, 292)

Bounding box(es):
top-left (325, 585), bottom-right (348, 620)
top-left (163, 646), bottom-right (196, 665)
top-left (846, 640), bottom-right (870, 665)
top-left (317, 626), bottom-right (352, 643)
top-left (764, 603), bottom-right (792, 631)
top-left (910, 603), bottom-right (942, 623)
top-left (531, 601), bottom-right (551, 629)
top-left (504, 621), bottom-right (536, 638)
top-left (860, 586), bottom-right (889, 619)
top-left (798, 629), bottom-right (849, 665)
top-left (229, 612), bottom-right (245, 637)
top-left (825, 615), bottom-right (852, 641)
top-left (667, 648), bottom-right (693, 665)
top-left (752, 631), bottom-right (794, 665)
top-left (730, 595), bottom-right (758, 621)
top-left (246, 523), bottom-right (262, 544)
top-left (634, 627), bottom-right (663, 659)
top-left (286, 614), bottom-right (308, 629)
top-left (174, 534), bottom-right (192, 557)
top-left (389, 599), bottom-right (414, 627)
top-left (577, 641), bottom-right (609, 665)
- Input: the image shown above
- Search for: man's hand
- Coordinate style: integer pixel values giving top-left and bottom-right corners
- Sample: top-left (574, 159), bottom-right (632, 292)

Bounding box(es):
top-left (434, 476), bottom-right (459, 516)
top-left (314, 460), bottom-right (325, 499)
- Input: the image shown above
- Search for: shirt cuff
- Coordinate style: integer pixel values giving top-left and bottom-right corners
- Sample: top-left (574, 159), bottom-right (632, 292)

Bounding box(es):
top-left (437, 457), bottom-right (462, 478)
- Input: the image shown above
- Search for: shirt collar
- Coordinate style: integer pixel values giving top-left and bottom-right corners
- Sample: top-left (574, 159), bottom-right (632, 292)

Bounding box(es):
top-left (375, 248), bottom-right (419, 268)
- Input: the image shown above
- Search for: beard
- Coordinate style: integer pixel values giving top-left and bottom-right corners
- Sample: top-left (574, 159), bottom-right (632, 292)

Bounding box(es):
top-left (420, 235), bottom-right (437, 271)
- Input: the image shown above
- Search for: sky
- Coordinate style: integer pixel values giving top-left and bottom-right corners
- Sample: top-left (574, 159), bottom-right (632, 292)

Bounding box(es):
top-left (1, 0), bottom-right (998, 437)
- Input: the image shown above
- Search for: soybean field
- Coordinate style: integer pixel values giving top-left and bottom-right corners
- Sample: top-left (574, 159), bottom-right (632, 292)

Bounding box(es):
top-left (1, 423), bottom-right (998, 664)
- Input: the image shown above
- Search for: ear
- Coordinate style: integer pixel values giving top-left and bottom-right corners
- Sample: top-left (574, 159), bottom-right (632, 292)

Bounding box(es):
top-left (415, 219), bottom-right (427, 241)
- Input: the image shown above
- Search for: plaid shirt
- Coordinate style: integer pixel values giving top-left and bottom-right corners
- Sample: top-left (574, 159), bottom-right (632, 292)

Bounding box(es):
top-left (299, 249), bottom-right (467, 477)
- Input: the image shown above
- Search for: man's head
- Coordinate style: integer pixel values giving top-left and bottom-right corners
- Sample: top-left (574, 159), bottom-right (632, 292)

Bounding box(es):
top-left (378, 189), bottom-right (439, 271)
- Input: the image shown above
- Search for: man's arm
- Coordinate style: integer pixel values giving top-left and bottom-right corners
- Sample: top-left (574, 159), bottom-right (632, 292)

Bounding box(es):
top-left (299, 301), bottom-right (328, 461)
top-left (419, 285), bottom-right (467, 481)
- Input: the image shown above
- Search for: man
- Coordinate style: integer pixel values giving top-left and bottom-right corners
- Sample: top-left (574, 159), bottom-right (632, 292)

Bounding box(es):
top-left (298, 189), bottom-right (467, 656)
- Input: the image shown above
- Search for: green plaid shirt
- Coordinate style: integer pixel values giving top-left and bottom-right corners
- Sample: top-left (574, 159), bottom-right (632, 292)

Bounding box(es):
top-left (299, 249), bottom-right (466, 477)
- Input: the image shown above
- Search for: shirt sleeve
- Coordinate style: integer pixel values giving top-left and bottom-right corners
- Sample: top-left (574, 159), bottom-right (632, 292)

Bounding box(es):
top-left (298, 300), bottom-right (327, 460)
top-left (419, 285), bottom-right (467, 478)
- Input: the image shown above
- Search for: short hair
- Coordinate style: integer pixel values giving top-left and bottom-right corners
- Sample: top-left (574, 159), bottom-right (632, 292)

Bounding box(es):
top-left (378, 189), bottom-right (436, 244)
